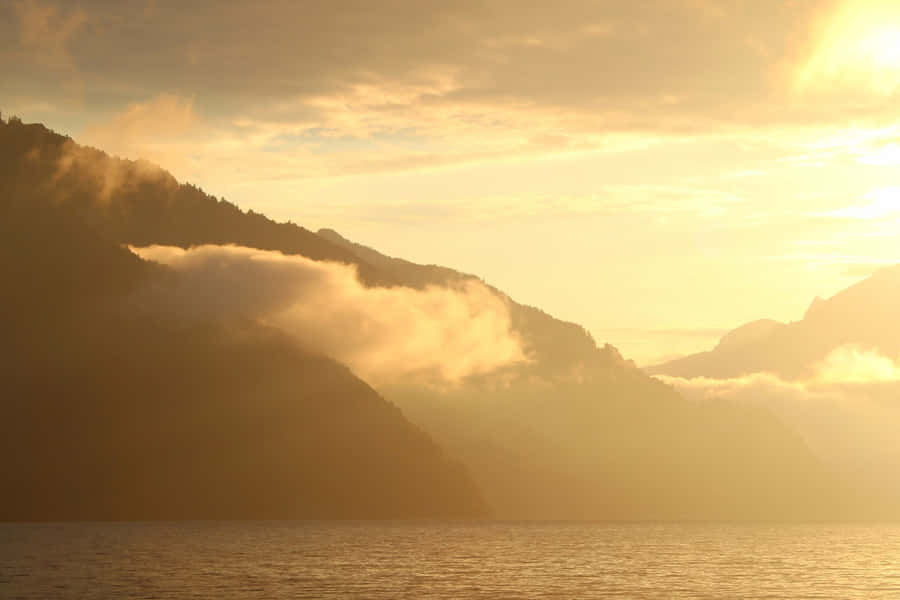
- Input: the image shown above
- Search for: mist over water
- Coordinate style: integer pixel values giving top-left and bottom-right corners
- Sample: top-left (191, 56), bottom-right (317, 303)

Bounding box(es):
top-left (3, 521), bottom-right (900, 599)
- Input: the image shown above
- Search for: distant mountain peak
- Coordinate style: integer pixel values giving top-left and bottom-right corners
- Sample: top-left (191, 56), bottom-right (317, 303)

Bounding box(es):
top-left (803, 296), bottom-right (825, 320)
top-left (650, 262), bottom-right (900, 380)
top-left (714, 318), bottom-right (785, 352)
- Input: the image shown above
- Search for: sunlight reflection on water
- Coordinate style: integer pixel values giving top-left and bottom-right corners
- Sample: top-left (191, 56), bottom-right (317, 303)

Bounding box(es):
top-left (2, 521), bottom-right (900, 598)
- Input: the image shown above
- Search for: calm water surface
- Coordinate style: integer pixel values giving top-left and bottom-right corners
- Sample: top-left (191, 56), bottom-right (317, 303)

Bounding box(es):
top-left (2, 521), bottom-right (900, 598)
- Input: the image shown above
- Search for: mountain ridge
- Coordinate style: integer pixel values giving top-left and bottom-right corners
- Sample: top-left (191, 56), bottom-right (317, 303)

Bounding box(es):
top-left (0, 114), bottom-right (878, 520)
top-left (0, 117), bottom-right (488, 520)
top-left (318, 226), bottom-right (630, 375)
top-left (648, 264), bottom-right (900, 380)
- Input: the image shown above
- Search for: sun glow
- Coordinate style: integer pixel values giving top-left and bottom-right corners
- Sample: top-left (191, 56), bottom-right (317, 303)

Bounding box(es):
top-left (798, 1), bottom-right (900, 95)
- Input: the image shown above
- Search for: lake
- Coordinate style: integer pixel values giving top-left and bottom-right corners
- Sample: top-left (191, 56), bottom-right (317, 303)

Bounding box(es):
top-left (2, 521), bottom-right (900, 598)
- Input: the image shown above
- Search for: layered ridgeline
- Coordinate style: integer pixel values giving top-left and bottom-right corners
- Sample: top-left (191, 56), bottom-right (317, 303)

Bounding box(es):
top-left (648, 267), bottom-right (900, 380)
top-left (649, 268), bottom-right (900, 512)
top-left (316, 231), bottom-right (853, 519)
top-left (0, 116), bottom-right (872, 520)
top-left (0, 118), bottom-right (486, 520)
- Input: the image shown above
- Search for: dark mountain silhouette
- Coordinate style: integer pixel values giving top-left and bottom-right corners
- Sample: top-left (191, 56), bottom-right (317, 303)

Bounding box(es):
top-left (0, 115), bottom-right (874, 520)
top-left (0, 122), bottom-right (486, 520)
top-left (648, 265), bottom-right (900, 380)
top-left (0, 118), bottom-right (388, 285)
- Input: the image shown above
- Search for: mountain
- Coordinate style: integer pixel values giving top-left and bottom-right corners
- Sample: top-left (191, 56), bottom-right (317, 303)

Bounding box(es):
top-left (319, 236), bottom-right (855, 519)
top-left (648, 265), bottom-right (900, 380)
top-left (0, 120), bottom-right (487, 520)
top-left (318, 227), bottom-right (624, 375)
top-left (647, 267), bottom-right (900, 516)
top-left (0, 116), bottom-right (869, 520)
top-left (0, 117), bottom-right (389, 285)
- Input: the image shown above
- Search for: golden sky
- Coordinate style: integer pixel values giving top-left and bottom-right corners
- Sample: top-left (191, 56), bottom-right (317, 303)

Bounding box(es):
top-left (4, 0), bottom-right (900, 363)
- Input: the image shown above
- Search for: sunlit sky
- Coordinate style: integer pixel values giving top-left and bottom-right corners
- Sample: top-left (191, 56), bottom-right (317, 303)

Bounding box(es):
top-left (3, 0), bottom-right (900, 364)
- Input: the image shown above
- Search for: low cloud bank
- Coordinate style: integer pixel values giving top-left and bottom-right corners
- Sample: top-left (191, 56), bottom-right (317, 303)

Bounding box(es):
top-left (814, 344), bottom-right (900, 383)
top-left (657, 345), bottom-right (900, 500)
top-left (133, 244), bottom-right (526, 384)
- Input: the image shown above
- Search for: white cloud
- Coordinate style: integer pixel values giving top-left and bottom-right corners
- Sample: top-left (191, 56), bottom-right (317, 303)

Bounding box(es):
top-left (814, 344), bottom-right (900, 383)
top-left (132, 244), bottom-right (527, 384)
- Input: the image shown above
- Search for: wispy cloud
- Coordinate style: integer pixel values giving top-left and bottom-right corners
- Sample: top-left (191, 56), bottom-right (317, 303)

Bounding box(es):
top-left (132, 244), bottom-right (527, 384)
top-left (823, 187), bottom-right (900, 220)
top-left (6, 0), bottom-right (889, 178)
top-left (12, 0), bottom-right (86, 69)
top-left (81, 94), bottom-right (199, 171)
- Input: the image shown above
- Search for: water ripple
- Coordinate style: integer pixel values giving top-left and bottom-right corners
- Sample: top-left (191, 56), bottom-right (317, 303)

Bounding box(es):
top-left (2, 521), bottom-right (900, 599)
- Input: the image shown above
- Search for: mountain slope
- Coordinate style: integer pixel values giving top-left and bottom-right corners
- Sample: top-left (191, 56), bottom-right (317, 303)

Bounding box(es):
top-left (648, 265), bottom-right (900, 380)
top-left (0, 118), bottom-right (387, 285)
top-left (0, 171), bottom-right (486, 520)
top-left (317, 234), bottom-right (854, 519)
top-left (318, 227), bottom-right (625, 374)
top-left (0, 116), bottom-right (867, 520)
top-left (647, 267), bottom-right (900, 517)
